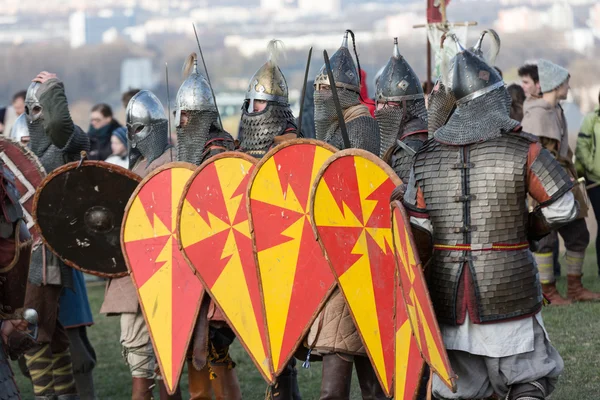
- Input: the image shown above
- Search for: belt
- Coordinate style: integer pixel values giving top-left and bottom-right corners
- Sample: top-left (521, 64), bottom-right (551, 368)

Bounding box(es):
top-left (434, 242), bottom-right (529, 251)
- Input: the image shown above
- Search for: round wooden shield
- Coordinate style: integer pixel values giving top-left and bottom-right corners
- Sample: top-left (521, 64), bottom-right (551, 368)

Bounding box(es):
top-left (310, 149), bottom-right (401, 397)
top-left (33, 160), bottom-right (140, 278)
top-left (177, 152), bottom-right (274, 382)
top-left (246, 139), bottom-right (337, 377)
top-left (121, 162), bottom-right (203, 395)
top-left (0, 136), bottom-right (46, 240)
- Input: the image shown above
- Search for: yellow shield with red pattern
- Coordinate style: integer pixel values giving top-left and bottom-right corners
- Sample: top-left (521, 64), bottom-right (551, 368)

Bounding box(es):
top-left (310, 149), bottom-right (401, 397)
top-left (177, 153), bottom-right (273, 382)
top-left (391, 201), bottom-right (456, 392)
top-left (395, 299), bottom-right (425, 399)
top-left (247, 139), bottom-right (337, 376)
top-left (122, 162), bottom-right (203, 394)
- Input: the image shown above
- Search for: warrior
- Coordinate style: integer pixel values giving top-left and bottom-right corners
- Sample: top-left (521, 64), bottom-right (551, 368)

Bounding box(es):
top-left (313, 31), bottom-right (380, 156)
top-left (400, 35), bottom-right (571, 400)
top-left (239, 39), bottom-right (302, 400)
top-left (22, 71), bottom-right (90, 400)
top-left (308, 31), bottom-right (386, 400)
top-left (377, 38), bottom-right (428, 182)
top-left (0, 157), bottom-right (37, 400)
top-left (521, 59), bottom-right (600, 304)
top-left (175, 53), bottom-right (235, 166)
top-left (239, 40), bottom-right (298, 158)
top-left (100, 90), bottom-right (181, 400)
top-left (174, 53), bottom-right (241, 400)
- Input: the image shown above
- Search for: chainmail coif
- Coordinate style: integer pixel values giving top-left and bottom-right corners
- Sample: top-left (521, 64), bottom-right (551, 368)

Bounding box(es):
top-left (314, 89), bottom-right (380, 154)
top-left (176, 110), bottom-right (218, 165)
top-left (239, 102), bottom-right (296, 159)
top-left (134, 120), bottom-right (170, 167)
top-left (434, 87), bottom-right (519, 145)
top-left (375, 99), bottom-right (427, 158)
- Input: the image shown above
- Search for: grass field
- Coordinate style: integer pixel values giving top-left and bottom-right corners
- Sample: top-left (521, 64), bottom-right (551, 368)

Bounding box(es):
top-left (12, 247), bottom-right (600, 399)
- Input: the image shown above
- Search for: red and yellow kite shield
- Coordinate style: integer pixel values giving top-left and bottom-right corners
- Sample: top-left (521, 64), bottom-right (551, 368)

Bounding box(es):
top-left (310, 149), bottom-right (401, 396)
top-left (391, 201), bottom-right (456, 391)
top-left (247, 139), bottom-right (337, 376)
top-left (122, 162), bottom-right (203, 394)
top-left (395, 294), bottom-right (425, 399)
top-left (177, 152), bottom-right (272, 382)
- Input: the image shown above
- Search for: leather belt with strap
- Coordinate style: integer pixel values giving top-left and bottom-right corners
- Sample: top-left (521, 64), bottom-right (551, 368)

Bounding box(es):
top-left (434, 242), bottom-right (529, 251)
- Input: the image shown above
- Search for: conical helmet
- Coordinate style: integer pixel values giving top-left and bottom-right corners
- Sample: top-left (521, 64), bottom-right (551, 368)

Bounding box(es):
top-left (314, 31), bottom-right (360, 93)
top-left (375, 38), bottom-right (423, 103)
top-left (444, 34), bottom-right (504, 106)
top-left (245, 40), bottom-right (289, 111)
top-left (125, 90), bottom-right (167, 147)
top-left (175, 53), bottom-right (216, 128)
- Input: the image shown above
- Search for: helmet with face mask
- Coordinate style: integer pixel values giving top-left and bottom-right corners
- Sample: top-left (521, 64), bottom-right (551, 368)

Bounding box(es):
top-left (175, 53), bottom-right (220, 165)
top-left (374, 38), bottom-right (427, 158)
top-left (313, 31), bottom-right (379, 154)
top-left (125, 90), bottom-right (169, 167)
top-left (239, 39), bottom-right (296, 159)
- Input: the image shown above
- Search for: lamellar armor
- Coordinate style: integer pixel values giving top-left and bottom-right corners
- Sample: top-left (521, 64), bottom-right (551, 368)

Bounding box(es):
top-left (239, 40), bottom-right (297, 159)
top-left (404, 35), bottom-right (573, 324)
top-left (175, 54), bottom-right (233, 165)
top-left (376, 38), bottom-right (428, 180)
top-left (313, 31), bottom-right (380, 155)
top-left (126, 90), bottom-right (170, 168)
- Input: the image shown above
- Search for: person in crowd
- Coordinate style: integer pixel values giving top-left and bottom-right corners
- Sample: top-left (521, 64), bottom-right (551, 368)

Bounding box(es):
top-left (23, 70), bottom-right (90, 400)
top-left (104, 127), bottom-right (128, 168)
top-left (1, 90), bottom-right (26, 136)
top-left (519, 64), bottom-right (541, 99)
top-left (88, 103), bottom-right (123, 161)
top-left (522, 59), bottom-right (600, 304)
top-left (508, 84), bottom-right (526, 122)
top-left (575, 89), bottom-right (600, 275)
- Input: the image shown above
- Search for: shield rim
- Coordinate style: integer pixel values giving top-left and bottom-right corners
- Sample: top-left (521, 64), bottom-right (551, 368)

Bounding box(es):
top-left (1, 136), bottom-right (47, 239)
top-left (390, 200), bottom-right (457, 392)
top-left (175, 151), bottom-right (276, 383)
top-left (32, 160), bottom-right (140, 278)
top-left (245, 138), bottom-right (339, 378)
top-left (309, 148), bottom-right (402, 397)
top-left (121, 161), bottom-right (199, 395)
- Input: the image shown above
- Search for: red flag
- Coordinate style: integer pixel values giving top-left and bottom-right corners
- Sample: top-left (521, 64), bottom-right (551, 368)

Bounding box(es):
top-left (427, 0), bottom-right (450, 23)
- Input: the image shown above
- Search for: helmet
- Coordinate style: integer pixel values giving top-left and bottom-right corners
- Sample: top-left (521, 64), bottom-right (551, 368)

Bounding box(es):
top-left (245, 39), bottom-right (289, 112)
top-left (375, 38), bottom-right (423, 104)
top-left (175, 53), bottom-right (216, 128)
top-left (314, 31), bottom-right (360, 93)
top-left (125, 90), bottom-right (168, 148)
top-left (445, 34), bottom-right (503, 106)
top-left (24, 82), bottom-right (43, 123)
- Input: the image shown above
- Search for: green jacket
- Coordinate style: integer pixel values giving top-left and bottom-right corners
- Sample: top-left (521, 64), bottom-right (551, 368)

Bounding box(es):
top-left (576, 108), bottom-right (600, 182)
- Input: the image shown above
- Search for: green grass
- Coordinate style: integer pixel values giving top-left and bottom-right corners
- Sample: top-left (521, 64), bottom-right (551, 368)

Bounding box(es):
top-left (12, 247), bottom-right (600, 399)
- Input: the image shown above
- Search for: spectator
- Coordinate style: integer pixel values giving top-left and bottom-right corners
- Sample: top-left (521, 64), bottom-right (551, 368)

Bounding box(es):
top-left (518, 64), bottom-right (541, 99)
top-left (1, 90), bottom-right (26, 136)
top-left (104, 127), bottom-right (128, 169)
top-left (575, 89), bottom-right (600, 275)
top-left (507, 84), bottom-right (525, 122)
top-left (522, 59), bottom-right (600, 303)
top-left (88, 103), bottom-right (122, 161)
